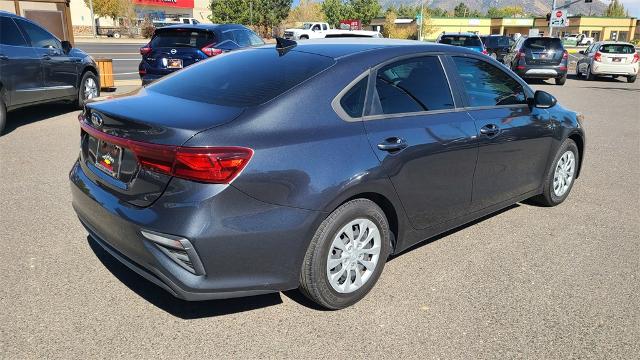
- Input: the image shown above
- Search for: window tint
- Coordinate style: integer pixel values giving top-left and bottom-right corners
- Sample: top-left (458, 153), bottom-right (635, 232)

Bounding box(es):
top-left (0, 16), bottom-right (28, 46)
top-left (373, 56), bottom-right (454, 115)
top-left (149, 49), bottom-right (335, 107)
top-left (151, 29), bottom-right (214, 48)
top-left (15, 19), bottom-right (59, 48)
top-left (452, 57), bottom-right (527, 107)
top-left (232, 29), bottom-right (264, 47)
top-left (599, 44), bottom-right (635, 54)
top-left (322, 24), bottom-right (328, 30)
top-left (523, 37), bottom-right (563, 51)
top-left (439, 35), bottom-right (482, 47)
top-left (340, 77), bottom-right (367, 118)
top-left (485, 36), bottom-right (511, 48)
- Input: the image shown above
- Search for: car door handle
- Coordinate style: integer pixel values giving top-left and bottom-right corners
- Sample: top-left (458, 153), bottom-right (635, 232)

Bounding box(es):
top-left (377, 137), bottom-right (408, 152)
top-left (480, 124), bottom-right (501, 137)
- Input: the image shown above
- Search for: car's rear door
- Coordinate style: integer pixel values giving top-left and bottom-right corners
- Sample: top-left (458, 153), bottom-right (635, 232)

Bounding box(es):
top-left (0, 16), bottom-right (45, 105)
top-left (360, 55), bottom-right (478, 229)
top-left (448, 55), bottom-right (554, 210)
top-left (15, 18), bottom-right (77, 99)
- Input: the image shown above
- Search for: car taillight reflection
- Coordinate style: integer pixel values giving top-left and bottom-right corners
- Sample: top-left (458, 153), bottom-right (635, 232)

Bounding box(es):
top-left (79, 114), bottom-right (253, 184)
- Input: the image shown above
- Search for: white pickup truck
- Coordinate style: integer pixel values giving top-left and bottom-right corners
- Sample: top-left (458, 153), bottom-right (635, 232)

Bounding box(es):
top-left (283, 22), bottom-right (381, 40)
top-left (564, 33), bottom-right (594, 46)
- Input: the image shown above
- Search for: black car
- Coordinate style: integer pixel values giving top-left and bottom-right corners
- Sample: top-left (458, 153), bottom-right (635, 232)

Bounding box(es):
top-left (138, 24), bottom-right (264, 85)
top-left (482, 35), bottom-right (514, 61)
top-left (72, 39), bottom-right (585, 309)
top-left (0, 11), bottom-right (100, 134)
top-left (503, 36), bottom-right (568, 85)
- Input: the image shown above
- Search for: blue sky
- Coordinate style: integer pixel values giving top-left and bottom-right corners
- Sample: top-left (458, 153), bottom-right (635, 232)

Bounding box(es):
top-left (291, 0), bottom-right (640, 17)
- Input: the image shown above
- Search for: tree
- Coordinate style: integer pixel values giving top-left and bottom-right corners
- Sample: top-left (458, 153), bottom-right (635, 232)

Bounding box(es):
top-left (453, 2), bottom-right (470, 17)
top-left (254, 0), bottom-right (293, 36)
top-left (382, 10), bottom-right (414, 39)
top-left (285, 0), bottom-right (325, 28)
top-left (350, 0), bottom-right (381, 25)
top-left (429, 7), bottom-right (449, 17)
top-left (84, 0), bottom-right (128, 22)
top-left (605, 0), bottom-right (628, 17)
top-left (322, 0), bottom-right (351, 28)
top-left (209, 0), bottom-right (250, 24)
top-left (487, 6), bottom-right (525, 18)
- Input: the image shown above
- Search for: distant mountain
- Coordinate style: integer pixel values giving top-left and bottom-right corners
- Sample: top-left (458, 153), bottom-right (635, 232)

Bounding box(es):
top-left (381, 0), bottom-right (608, 17)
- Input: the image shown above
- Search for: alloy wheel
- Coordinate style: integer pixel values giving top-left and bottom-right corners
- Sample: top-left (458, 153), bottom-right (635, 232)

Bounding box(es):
top-left (84, 77), bottom-right (98, 100)
top-left (553, 150), bottom-right (575, 197)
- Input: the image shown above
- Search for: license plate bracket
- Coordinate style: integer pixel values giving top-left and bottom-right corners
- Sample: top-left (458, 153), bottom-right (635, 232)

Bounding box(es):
top-left (95, 140), bottom-right (122, 178)
top-left (612, 57), bottom-right (622, 62)
top-left (167, 58), bottom-right (183, 69)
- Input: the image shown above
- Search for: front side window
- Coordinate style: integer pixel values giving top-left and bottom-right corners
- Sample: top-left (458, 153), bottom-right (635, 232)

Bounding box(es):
top-left (15, 19), bottom-right (59, 49)
top-left (452, 56), bottom-right (527, 107)
top-left (340, 77), bottom-right (368, 118)
top-left (0, 16), bottom-right (28, 47)
top-left (372, 56), bottom-right (454, 115)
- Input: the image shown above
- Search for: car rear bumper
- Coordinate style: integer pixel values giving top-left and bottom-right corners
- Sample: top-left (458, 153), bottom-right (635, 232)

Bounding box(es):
top-left (591, 62), bottom-right (638, 76)
top-left (70, 160), bottom-right (322, 301)
top-left (515, 64), bottom-right (567, 79)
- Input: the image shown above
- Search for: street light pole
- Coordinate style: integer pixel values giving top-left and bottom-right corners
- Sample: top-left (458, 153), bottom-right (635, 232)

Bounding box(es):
top-left (88, 0), bottom-right (96, 38)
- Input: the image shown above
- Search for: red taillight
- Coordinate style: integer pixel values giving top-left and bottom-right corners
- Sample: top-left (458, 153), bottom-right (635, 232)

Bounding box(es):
top-left (140, 44), bottom-right (152, 56)
top-left (562, 50), bottom-right (568, 60)
top-left (482, 49), bottom-right (488, 55)
top-left (79, 116), bottom-right (252, 184)
top-left (633, 52), bottom-right (639, 63)
top-left (594, 51), bottom-right (602, 62)
top-left (515, 65), bottom-right (525, 70)
top-left (138, 68), bottom-right (146, 76)
top-left (201, 43), bottom-right (223, 57)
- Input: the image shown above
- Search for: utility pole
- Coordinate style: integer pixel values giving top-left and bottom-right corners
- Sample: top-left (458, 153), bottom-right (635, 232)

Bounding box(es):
top-left (548, 0), bottom-right (557, 37)
top-left (418, 0), bottom-right (424, 41)
top-left (88, 0), bottom-right (96, 38)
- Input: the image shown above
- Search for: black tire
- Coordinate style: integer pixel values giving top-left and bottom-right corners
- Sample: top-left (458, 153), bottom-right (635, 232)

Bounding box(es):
top-left (627, 75), bottom-right (637, 83)
top-left (555, 75), bottom-right (567, 85)
top-left (530, 139), bottom-right (579, 207)
top-left (0, 94), bottom-right (6, 136)
top-left (78, 71), bottom-right (100, 109)
top-left (299, 35), bottom-right (309, 40)
top-left (299, 199), bottom-right (391, 310)
top-left (575, 66), bottom-right (583, 79)
top-left (585, 65), bottom-right (595, 81)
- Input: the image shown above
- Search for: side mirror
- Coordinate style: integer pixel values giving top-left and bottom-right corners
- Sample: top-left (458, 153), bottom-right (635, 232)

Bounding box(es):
top-left (531, 90), bottom-right (557, 109)
top-left (578, 50), bottom-right (585, 55)
top-left (61, 40), bottom-right (72, 54)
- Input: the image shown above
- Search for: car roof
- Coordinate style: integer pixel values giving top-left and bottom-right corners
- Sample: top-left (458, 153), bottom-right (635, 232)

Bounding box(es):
top-left (155, 23), bottom-right (246, 31)
top-left (0, 10), bottom-right (20, 18)
top-left (440, 32), bottom-right (479, 37)
top-left (260, 38), bottom-right (478, 59)
top-left (598, 41), bottom-right (634, 45)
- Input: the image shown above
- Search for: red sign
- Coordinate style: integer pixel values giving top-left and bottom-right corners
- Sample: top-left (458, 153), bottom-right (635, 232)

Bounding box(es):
top-left (134, 0), bottom-right (194, 8)
top-left (556, 10), bottom-right (563, 17)
top-left (339, 19), bottom-right (361, 30)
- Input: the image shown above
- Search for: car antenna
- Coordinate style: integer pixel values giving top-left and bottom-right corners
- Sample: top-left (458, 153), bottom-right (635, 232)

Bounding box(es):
top-left (275, 37), bottom-right (297, 56)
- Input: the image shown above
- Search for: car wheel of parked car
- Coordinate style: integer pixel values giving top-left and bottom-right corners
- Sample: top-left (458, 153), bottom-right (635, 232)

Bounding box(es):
top-left (299, 199), bottom-right (391, 309)
top-left (0, 95), bottom-right (6, 136)
top-left (299, 35), bottom-right (309, 40)
top-left (627, 75), bottom-right (637, 83)
top-left (585, 66), bottom-right (595, 81)
top-left (78, 72), bottom-right (100, 108)
top-left (531, 139), bottom-right (579, 207)
top-left (555, 75), bottom-right (567, 85)
top-left (575, 67), bottom-right (583, 79)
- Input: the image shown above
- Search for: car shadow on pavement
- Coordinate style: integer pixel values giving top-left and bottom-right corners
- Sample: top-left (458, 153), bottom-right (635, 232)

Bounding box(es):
top-left (388, 203), bottom-right (520, 261)
top-left (4, 103), bottom-right (77, 135)
top-left (87, 236), bottom-right (284, 319)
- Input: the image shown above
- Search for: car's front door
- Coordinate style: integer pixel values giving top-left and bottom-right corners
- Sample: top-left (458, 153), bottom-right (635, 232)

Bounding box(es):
top-left (0, 16), bottom-right (45, 105)
top-left (361, 55), bottom-right (478, 229)
top-left (449, 55), bottom-right (554, 210)
top-left (16, 18), bottom-right (77, 99)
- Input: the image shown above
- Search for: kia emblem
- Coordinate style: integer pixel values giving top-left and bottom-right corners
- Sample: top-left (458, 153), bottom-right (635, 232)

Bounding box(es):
top-left (91, 113), bottom-right (103, 128)
top-left (170, 49), bottom-right (177, 55)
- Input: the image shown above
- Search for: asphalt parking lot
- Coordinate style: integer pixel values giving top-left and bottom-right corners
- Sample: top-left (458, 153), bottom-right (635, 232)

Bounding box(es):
top-left (1, 76), bottom-right (638, 358)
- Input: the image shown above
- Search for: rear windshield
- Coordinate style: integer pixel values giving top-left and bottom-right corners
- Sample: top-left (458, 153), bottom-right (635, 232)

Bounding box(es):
top-left (485, 36), bottom-right (512, 48)
top-left (524, 38), bottom-right (563, 50)
top-left (148, 49), bottom-right (335, 107)
top-left (151, 29), bottom-right (214, 48)
top-left (439, 35), bottom-right (482, 47)
top-left (599, 44), bottom-right (635, 54)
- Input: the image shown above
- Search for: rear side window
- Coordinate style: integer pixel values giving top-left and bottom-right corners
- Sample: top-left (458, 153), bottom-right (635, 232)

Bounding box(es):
top-left (225, 29), bottom-right (264, 47)
top-left (0, 16), bottom-right (28, 47)
top-left (15, 19), bottom-right (59, 48)
top-left (452, 57), bottom-right (527, 107)
top-left (599, 44), bottom-right (635, 54)
top-left (485, 36), bottom-right (512, 48)
top-left (439, 35), bottom-right (482, 47)
top-left (340, 77), bottom-right (368, 118)
top-left (151, 29), bottom-right (214, 48)
top-left (372, 56), bottom-right (454, 115)
top-left (148, 49), bottom-right (335, 107)
top-left (524, 38), bottom-right (563, 51)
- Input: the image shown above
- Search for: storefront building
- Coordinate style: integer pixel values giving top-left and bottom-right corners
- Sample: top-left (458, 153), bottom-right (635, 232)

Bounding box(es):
top-left (0, 0), bottom-right (74, 43)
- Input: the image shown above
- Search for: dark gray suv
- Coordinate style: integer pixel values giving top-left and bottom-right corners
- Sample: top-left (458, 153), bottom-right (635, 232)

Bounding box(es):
top-left (0, 11), bottom-right (99, 134)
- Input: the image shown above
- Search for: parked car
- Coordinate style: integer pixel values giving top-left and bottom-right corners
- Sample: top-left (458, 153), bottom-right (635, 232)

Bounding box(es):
top-left (283, 22), bottom-right (381, 40)
top-left (138, 24), bottom-right (264, 85)
top-left (503, 36), bottom-right (568, 85)
top-left (563, 33), bottom-right (594, 46)
top-left (0, 11), bottom-right (99, 135)
top-left (482, 35), bottom-right (515, 61)
top-left (576, 41), bottom-right (638, 83)
top-left (71, 38), bottom-right (585, 309)
top-left (436, 32), bottom-right (487, 54)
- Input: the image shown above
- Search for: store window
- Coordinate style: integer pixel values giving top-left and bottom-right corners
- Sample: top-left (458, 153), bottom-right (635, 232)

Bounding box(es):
top-left (619, 31), bottom-right (629, 42)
